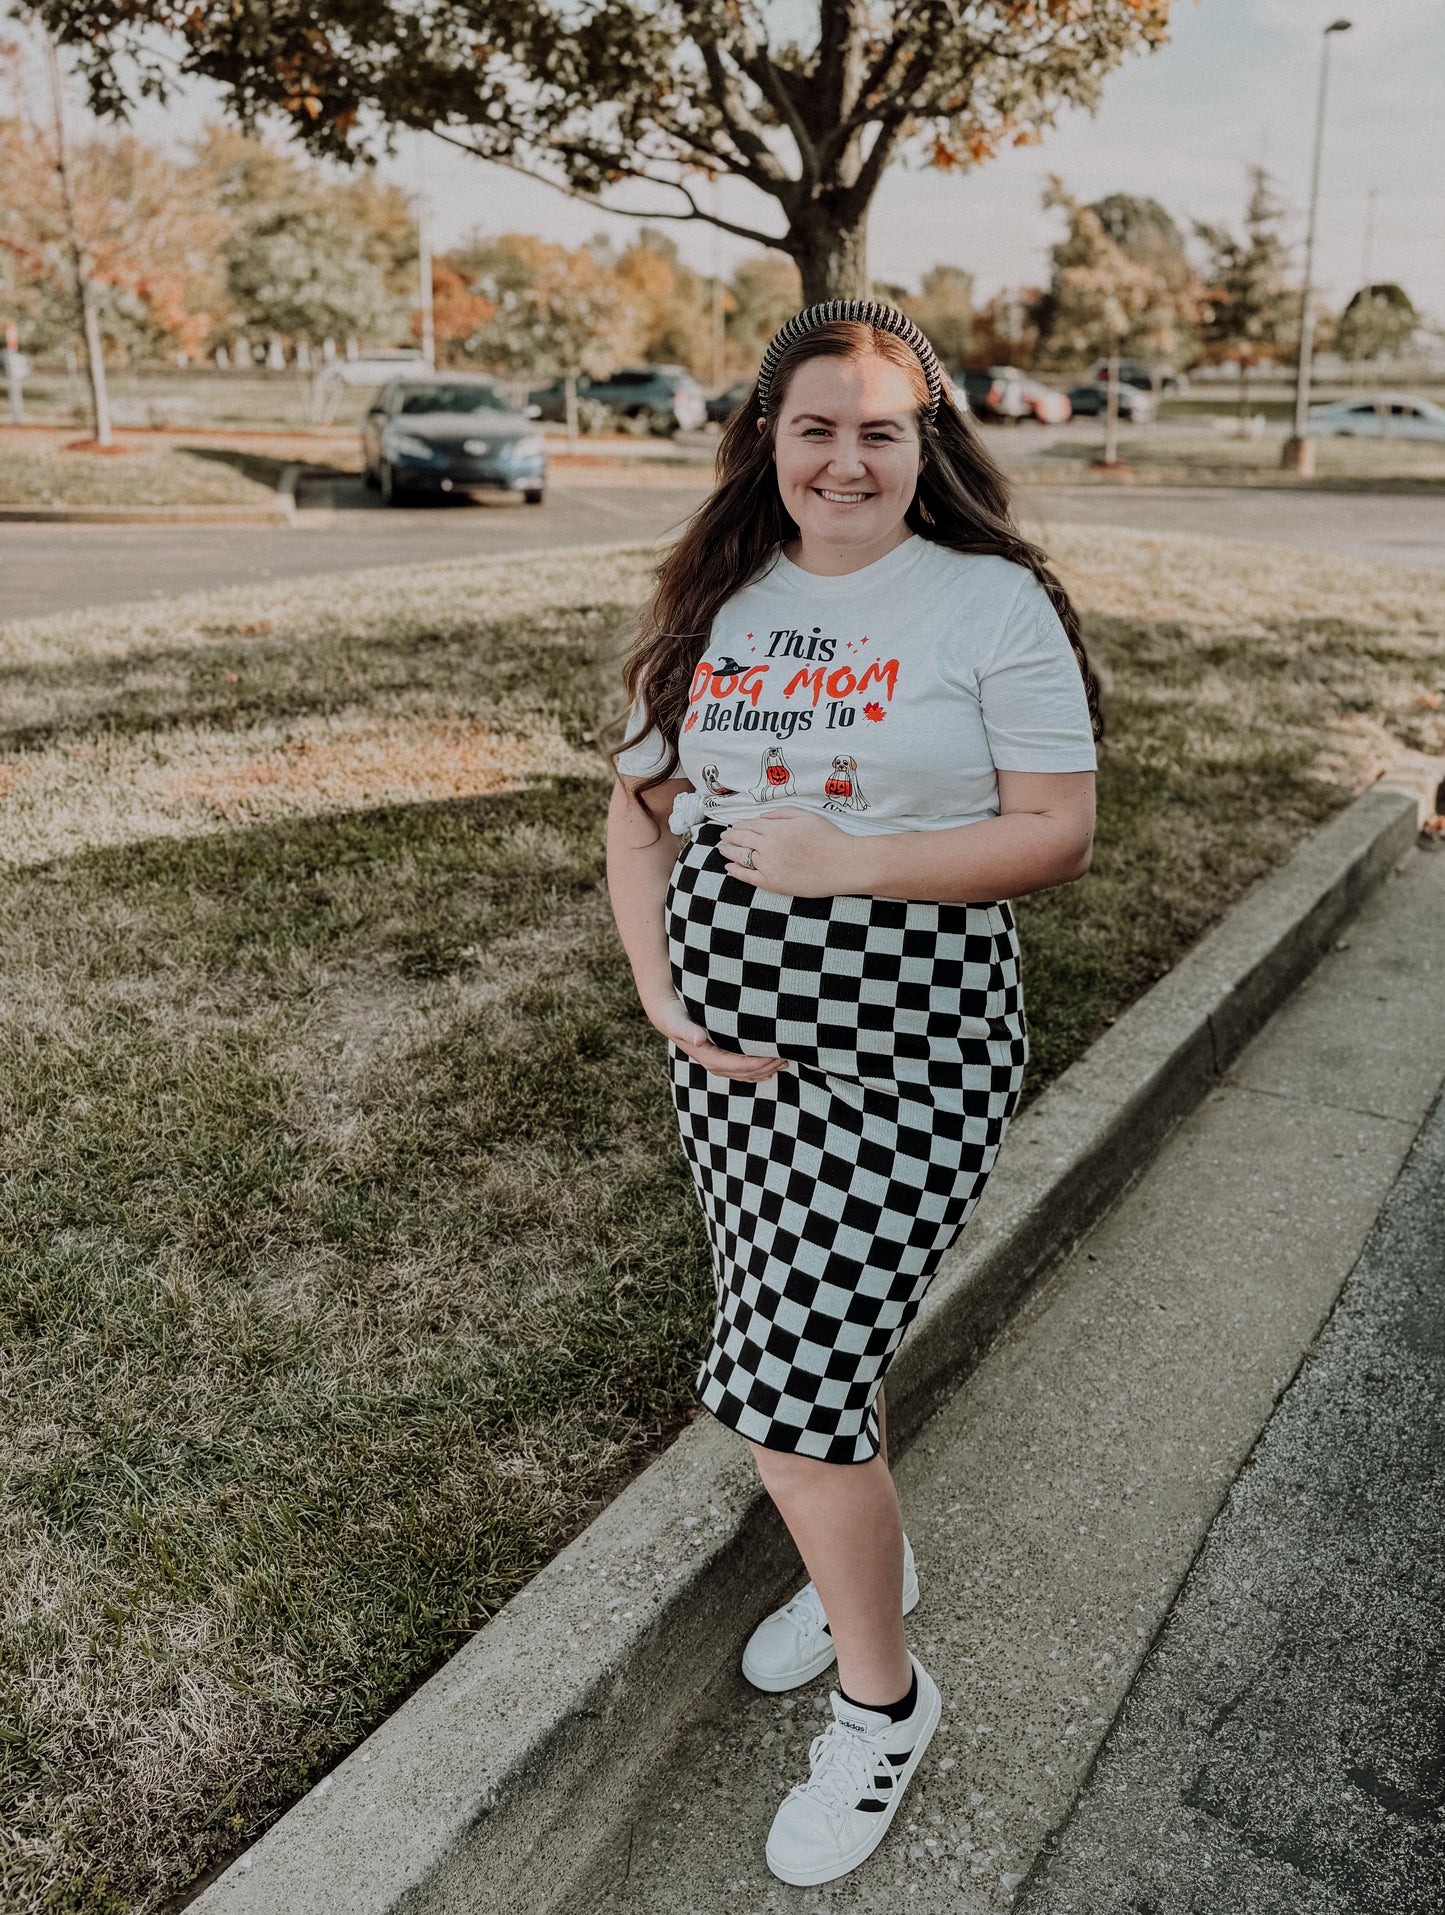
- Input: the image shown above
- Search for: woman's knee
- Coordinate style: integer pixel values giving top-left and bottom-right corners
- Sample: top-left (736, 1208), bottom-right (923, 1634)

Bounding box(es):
top-left (747, 1440), bottom-right (854, 1499)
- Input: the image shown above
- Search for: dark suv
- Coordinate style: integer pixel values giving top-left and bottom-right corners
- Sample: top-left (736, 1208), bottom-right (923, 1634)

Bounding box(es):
top-left (527, 365), bottom-right (706, 434)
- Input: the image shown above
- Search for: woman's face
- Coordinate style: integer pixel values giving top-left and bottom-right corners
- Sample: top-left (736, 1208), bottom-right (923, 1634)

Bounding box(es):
top-left (764, 353), bottom-right (923, 560)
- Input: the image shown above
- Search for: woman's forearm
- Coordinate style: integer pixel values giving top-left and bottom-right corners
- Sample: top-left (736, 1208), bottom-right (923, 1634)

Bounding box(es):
top-left (605, 778), bottom-right (687, 1012)
top-left (851, 807), bottom-right (1091, 904)
top-left (717, 771), bottom-right (1095, 906)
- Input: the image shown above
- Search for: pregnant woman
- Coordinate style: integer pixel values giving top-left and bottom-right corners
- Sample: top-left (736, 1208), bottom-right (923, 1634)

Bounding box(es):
top-left (606, 302), bottom-right (1100, 1886)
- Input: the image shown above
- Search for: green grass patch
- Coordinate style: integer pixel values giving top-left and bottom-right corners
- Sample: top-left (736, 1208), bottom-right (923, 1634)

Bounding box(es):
top-left (1, 534), bottom-right (1441, 1913)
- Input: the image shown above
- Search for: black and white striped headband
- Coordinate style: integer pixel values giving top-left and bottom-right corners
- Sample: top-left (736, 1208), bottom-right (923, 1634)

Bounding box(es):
top-left (754, 299), bottom-right (944, 421)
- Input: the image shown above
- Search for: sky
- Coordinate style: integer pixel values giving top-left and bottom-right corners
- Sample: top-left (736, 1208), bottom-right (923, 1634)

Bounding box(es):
top-left (31, 0), bottom-right (1445, 322)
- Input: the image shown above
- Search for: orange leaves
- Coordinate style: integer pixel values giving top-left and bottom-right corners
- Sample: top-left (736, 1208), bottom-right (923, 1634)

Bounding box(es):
top-left (863, 702), bottom-right (885, 722)
top-left (930, 130), bottom-right (998, 170)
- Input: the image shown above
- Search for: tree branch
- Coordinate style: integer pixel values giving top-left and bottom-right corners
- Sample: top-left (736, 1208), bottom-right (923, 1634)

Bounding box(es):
top-left (816, 0), bottom-right (866, 125)
top-left (843, 110), bottom-right (908, 218)
top-left (729, 34), bottom-right (819, 180)
top-left (428, 129), bottom-right (787, 252)
top-left (693, 38), bottom-right (795, 188)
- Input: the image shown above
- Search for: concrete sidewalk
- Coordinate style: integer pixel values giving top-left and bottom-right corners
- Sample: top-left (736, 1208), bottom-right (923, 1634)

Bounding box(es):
top-left (576, 838), bottom-right (1445, 1915)
top-left (1017, 1088), bottom-right (1445, 1915)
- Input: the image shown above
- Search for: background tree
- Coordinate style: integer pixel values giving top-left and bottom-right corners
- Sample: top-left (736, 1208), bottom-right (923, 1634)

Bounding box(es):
top-left (903, 264), bottom-right (976, 369)
top-left (607, 228), bottom-right (713, 377)
top-left (463, 233), bottom-right (634, 442)
top-left (1086, 190), bottom-right (1204, 386)
top-left (423, 256), bottom-right (496, 366)
top-left (1336, 282), bottom-right (1420, 366)
top-left (192, 127), bottom-right (414, 360)
top-left (1, 35), bottom-right (228, 443)
top-left (725, 252), bottom-right (804, 371)
top-left (1091, 193), bottom-right (1191, 283)
top-left (224, 209), bottom-right (405, 355)
top-left (32, 0), bottom-right (1178, 305)
top-left (1037, 176), bottom-right (1171, 464)
top-left (1194, 166), bottom-right (1297, 423)
top-left (971, 286), bottom-right (1042, 368)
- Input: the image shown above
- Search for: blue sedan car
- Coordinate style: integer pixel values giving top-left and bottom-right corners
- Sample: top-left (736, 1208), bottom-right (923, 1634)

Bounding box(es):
top-left (363, 375), bottom-right (547, 505)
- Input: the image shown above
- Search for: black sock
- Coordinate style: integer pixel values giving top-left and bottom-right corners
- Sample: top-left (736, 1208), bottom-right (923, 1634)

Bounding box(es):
top-left (839, 1667), bottom-right (917, 1723)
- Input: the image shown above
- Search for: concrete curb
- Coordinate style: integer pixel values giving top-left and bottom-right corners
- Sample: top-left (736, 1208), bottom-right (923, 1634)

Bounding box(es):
top-left (276, 463), bottom-right (300, 526)
top-left (0, 499), bottom-right (294, 525)
top-left (191, 784), bottom-right (1418, 1915)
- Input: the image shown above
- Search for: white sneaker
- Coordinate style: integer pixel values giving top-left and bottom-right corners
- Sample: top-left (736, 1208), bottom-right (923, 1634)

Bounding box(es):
top-left (741, 1535), bottom-right (919, 1693)
top-left (765, 1652), bottom-right (942, 1886)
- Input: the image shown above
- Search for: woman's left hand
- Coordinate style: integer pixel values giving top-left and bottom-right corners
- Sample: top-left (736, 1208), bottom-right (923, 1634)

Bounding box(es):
top-left (719, 810), bottom-right (873, 898)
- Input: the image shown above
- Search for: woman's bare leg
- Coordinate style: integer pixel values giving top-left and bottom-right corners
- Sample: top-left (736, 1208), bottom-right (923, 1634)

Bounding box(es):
top-left (748, 1429), bottom-right (911, 1708)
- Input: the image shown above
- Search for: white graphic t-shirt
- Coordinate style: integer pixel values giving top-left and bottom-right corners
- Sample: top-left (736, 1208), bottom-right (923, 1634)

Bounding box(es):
top-left (615, 535), bottom-right (1097, 836)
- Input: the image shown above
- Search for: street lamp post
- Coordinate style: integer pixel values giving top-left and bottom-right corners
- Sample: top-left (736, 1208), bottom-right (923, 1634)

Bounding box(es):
top-left (1282, 17), bottom-right (1351, 474)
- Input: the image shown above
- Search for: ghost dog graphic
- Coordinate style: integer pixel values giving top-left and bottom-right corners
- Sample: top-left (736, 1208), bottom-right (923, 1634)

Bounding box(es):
top-left (752, 746), bottom-right (796, 802)
top-left (701, 764), bottom-right (736, 803)
top-left (823, 755), bottom-right (870, 813)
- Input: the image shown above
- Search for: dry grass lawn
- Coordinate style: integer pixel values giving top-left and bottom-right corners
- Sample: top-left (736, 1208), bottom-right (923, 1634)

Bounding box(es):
top-left (1, 533), bottom-right (1441, 1914)
top-left (0, 440), bottom-right (282, 508)
top-left (1026, 427), bottom-right (1445, 487)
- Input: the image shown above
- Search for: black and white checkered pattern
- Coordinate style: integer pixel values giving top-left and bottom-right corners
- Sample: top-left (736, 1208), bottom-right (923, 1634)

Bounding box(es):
top-left (666, 824), bottom-right (1027, 1464)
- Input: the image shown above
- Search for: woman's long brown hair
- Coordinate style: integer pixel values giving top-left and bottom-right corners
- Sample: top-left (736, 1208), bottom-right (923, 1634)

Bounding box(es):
top-left (611, 320), bottom-right (1103, 808)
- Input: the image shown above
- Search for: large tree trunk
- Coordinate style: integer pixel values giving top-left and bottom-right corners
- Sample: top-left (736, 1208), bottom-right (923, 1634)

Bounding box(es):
top-left (789, 204), bottom-right (872, 307)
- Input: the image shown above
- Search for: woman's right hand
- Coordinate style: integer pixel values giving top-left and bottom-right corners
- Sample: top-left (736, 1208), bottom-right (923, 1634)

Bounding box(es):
top-left (645, 992), bottom-right (787, 1082)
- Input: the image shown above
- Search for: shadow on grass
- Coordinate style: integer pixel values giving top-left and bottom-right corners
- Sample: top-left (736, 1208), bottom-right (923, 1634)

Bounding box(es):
top-left (183, 445), bottom-right (351, 490)
top-left (0, 596), bottom-right (640, 754)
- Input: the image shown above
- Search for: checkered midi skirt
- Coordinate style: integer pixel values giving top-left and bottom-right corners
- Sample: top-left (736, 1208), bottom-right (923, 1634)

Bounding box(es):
top-left (666, 822), bottom-right (1028, 1464)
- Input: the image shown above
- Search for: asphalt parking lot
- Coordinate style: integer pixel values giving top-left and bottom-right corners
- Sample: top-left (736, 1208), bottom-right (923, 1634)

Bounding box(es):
top-left (0, 481), bottom-right (709, 621)
top-left (3, 462), bottom-right (1442, 623)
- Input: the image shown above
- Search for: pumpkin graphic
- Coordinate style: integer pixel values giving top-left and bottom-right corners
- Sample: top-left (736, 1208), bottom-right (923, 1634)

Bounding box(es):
top-left (823, 755), bottom-right (870, 814)
top-left (751, 746), bottom-right (796, 802)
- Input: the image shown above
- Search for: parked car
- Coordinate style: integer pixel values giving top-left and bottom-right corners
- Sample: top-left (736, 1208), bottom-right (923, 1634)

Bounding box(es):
top-left (312, 348), bottom-right (430, 422)
top-left (953, 367), bottom-right (1070, 423)
top-left (1088, 358), bottom-right (1188, 393)
top-left (954, 367), bottom-right (1027, 422)
top-left (362, 374), bottom-right (547, 505)
top-left (706, 379), bottom-right (755, 424)
top-left (1016, 376), bottom-right (1072, 425)
top-left (1067, 381), bottom-right (1155, 424)
top-left (527, 365), bottom-right (707, 434)
top-left (1307, 395), bottom-right (1445, 442)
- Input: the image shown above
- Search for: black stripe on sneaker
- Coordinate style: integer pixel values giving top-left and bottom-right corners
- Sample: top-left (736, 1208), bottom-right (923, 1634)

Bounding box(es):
top-left (855, 1768), bottom-right (900, 1810)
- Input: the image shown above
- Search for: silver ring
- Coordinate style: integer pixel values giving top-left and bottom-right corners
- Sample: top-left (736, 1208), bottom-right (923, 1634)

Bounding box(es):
top-left (741, 846), bottom-right (756, 870)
